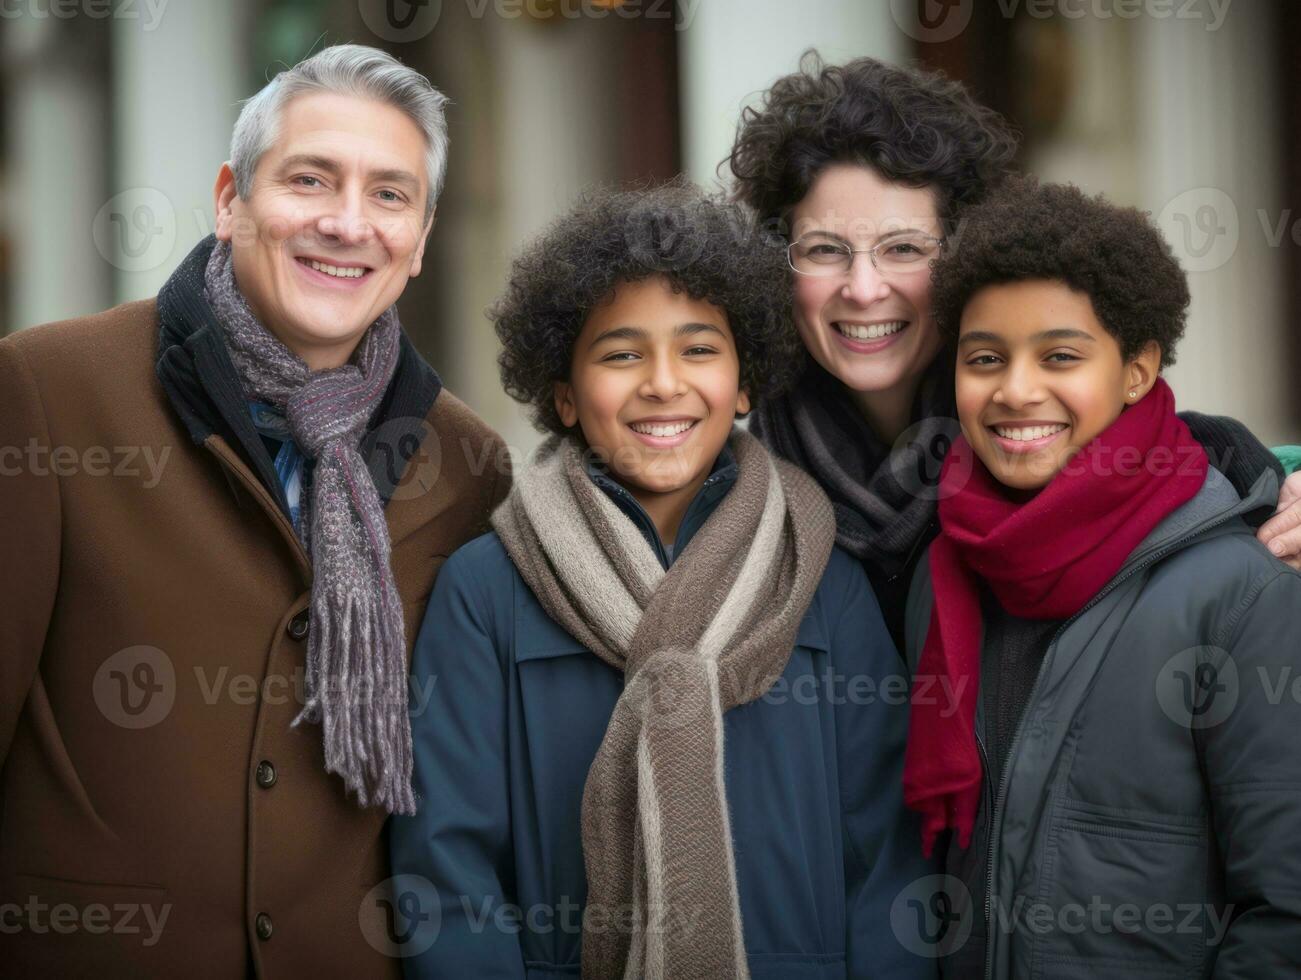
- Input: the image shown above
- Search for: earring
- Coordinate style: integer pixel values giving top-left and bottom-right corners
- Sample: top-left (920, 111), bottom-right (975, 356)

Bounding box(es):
top-left (1128, 390), bottom-right (1137, 399)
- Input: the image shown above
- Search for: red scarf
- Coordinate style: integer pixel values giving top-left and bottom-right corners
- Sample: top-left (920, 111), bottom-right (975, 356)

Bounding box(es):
top-left (903, 378), bottom-right (1208, 856)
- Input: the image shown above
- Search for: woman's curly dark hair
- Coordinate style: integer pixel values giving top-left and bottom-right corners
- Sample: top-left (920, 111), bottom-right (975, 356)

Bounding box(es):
top-left (930, 176), bottom-right (1190, 367)
top-left (726, 51), bottom-right (1020, 236)
top-left (491, 180), bottom-right (802, 435)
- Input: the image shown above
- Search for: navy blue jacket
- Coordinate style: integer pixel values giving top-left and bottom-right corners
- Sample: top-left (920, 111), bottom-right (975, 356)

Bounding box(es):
top-left (391, 452), bottom-right (938, 979)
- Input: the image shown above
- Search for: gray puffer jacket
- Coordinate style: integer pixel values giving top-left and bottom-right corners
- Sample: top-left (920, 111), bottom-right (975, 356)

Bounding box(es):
top-left (905, 468), bottom-right (1301, 979)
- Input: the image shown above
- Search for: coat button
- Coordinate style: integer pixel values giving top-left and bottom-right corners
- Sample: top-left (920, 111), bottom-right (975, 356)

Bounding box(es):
top-left (287, 611), bottom-right (309, 641)
top-left (255, 761), bottom-right (277, 789)
top-left (255, 912), bottom-right (273, 941)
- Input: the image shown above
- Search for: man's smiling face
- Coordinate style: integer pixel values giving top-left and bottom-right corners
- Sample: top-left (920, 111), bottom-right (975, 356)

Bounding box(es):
top-left (214, 91), bottom-right (433, 370)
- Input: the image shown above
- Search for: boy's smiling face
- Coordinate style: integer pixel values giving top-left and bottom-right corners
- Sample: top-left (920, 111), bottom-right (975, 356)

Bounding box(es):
top-left (955, 279), bottom-right (1161, 494)
top-left (554, 275), bottom-right (749, 514)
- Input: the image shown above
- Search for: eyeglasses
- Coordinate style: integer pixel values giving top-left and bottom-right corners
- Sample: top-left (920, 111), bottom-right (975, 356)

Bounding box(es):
top-left (787, 232), bottom-right (944, 278)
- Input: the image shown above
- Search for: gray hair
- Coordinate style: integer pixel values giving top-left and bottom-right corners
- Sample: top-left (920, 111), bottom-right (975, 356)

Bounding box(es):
top-left (230, 44), bottom-right (449, 222)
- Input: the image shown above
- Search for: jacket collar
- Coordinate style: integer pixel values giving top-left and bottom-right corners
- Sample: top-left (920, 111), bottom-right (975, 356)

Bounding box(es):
top-left (906, 466), bottom-right (1281, 671)
top-left (587, 445), bottom-right (739, 569)
top-left (1116, 466), bottom-right (1279, 578)
top-left (154, 235), bottom-right (443, 512)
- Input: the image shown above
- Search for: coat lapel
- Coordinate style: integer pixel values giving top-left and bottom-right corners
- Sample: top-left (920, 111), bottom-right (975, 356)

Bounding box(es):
top-left (204, 434), bottom-right (312, 582)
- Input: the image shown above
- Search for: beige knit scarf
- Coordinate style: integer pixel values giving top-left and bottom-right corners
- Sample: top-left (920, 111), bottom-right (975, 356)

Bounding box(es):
top-left (492, 428), bottom-right (834, 980)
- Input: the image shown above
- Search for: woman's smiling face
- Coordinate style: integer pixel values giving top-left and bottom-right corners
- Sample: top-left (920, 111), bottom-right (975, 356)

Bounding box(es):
top-left (788, 163), bottom-right (946, 397)
top-left (955, 279), bottom-right (1161, 493)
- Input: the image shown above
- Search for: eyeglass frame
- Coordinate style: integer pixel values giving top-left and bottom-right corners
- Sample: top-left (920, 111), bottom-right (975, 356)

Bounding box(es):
top-left (785, 232), bottom-right (946, 278)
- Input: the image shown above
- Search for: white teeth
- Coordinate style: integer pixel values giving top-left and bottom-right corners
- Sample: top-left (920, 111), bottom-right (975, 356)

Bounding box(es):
top-left (308, 259), bottom-right (366, 279)
top-left (835, 320), bottom-right (907, 341)
top-left (630, 420), bottom-right (695, 437)
top-left (993, 424), bottom-right (1068, 442)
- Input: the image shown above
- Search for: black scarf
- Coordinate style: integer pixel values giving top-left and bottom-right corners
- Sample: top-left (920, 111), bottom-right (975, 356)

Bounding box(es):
top-left (751, 358), bottom-right (955, 577)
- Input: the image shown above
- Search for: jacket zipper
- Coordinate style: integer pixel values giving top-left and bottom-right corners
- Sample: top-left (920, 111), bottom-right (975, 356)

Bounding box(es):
top-left (602, 469), bottom-right (730, 569)
top-left (976, 728), bottom-right (994, 926)
top-left (982, 507), bottom-right (1244, 980)
top-left (885, 518), bottom-right (938, 587)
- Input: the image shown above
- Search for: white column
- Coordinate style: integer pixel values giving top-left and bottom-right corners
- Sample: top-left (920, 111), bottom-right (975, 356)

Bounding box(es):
top-left (433, 11), bottom-right (633, 456)
top-left (1136, 5), bottom-right (1289, 444)
top-left (3, 18), bottom-right (111, 330)
top-left (111, 1), bottom-right (249, 303)
top-left (679, 0), bottom-right (907, 189)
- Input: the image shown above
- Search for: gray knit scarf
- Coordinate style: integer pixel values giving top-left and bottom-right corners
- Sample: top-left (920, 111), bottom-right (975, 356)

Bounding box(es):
top-left (204, 240), bottom-right (415, 815)
top-left (749, 359), bottom-right (955, 581)
top-left (492, 429), bottom-right (834, 980)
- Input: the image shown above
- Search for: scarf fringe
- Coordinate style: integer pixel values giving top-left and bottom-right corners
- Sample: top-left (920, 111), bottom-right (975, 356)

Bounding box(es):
top-left (293, 586), bottom-right (415, 815)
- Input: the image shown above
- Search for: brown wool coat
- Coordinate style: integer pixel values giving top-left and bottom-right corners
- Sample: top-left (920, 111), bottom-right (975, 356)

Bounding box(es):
top-left (0, 299), bottom-right (510, 977)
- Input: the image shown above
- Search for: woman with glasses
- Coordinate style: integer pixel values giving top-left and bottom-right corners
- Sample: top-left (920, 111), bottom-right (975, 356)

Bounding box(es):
top-left (728, 52), bottom-right (1298, 653)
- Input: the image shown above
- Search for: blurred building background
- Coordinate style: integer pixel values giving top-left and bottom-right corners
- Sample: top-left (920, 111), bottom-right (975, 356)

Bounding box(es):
top-left (1, 0), bottom-right (1297, 451)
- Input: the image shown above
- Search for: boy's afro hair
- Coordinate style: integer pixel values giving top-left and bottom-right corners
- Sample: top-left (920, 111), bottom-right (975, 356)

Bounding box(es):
top-left (931, 175), bottom-right (1190, 367)
top-left (491, 179), bottom-right (802, 435)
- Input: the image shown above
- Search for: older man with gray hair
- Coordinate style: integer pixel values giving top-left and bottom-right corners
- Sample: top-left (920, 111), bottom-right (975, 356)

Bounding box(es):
top-left (0, 44), bottom-right (507, 977)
